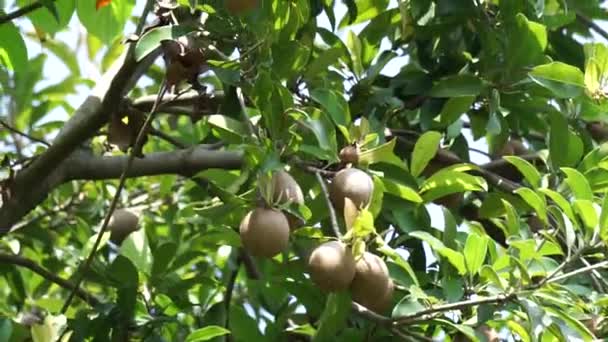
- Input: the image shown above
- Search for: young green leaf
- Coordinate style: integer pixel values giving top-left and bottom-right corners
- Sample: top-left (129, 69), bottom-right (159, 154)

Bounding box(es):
top-left (410, 131), bottom-right (442, 177)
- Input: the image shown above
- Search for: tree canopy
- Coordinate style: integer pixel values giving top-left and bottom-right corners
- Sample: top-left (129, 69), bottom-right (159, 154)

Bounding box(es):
top-left (2, 0), bottom-right (608, 341)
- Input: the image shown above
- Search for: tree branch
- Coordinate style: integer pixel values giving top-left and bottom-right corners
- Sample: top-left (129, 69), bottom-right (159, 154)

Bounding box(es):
top-left (0, 48), bottom-right (162, 235)
top-left (3, 147), bottom-right (242, 235)
top-left (391, 293), bottom-right (516, 325)
top-left (0, 120), bottom-right (50, 146)
top-left (129, 91), bottom-right (224, 115)
top-left (315, 172), bottom-right (342, 238)
top-left (0, 253), bottom-right (100, 307)
top-left (0, 0), bottom-right (56, 24)
top-left (576, 13), bottom-right (608, 41)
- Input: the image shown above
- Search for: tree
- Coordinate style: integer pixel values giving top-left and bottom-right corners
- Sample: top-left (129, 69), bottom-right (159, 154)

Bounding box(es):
top-left (1, 0), bottom-right (608, 340)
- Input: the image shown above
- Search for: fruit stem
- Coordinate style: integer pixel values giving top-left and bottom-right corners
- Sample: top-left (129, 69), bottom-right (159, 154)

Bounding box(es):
top-left (315, 172), bottom-right (342, 239)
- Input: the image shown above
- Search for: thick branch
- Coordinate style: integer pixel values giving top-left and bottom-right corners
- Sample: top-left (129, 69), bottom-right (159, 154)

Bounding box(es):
top-left (3, 147), bottom-right (242, 234)
top-left (130, 91), bottom-right (224, 114)
top-left (66, 147), bottom-right (243, 181)
top-left (0, 50), bottom-right (161, 234)
top-left (0, 253), bottom-right (100, 307)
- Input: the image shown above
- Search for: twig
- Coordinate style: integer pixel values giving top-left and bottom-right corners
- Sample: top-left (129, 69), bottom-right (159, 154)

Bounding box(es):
top-left (126, 0), bottom-right (155, 58)
top-left (236, 87), bottom-right (257, 138)
top-left (391, 293), bottom-right (516, 325)
top-left (60, 78), bottom-right (167, 313)
top-left (548, 260), bottom-right (608, 284)
top-left (352, 302), bottom-right (390, 325)
top-left (0, 0), bottom-right (56, 24)
top-left (0, 253), bottom-right (100, 307)
top-left (149, 128), bottom-right (187, 149)
top-left (576, 13), bottom-right (608, 41)
top-left (315, 172), bottom-right (342, 238)
top-left (224, 253), bottom-right (242, 336)
top-left (0, 120), bottom-right (50, 146)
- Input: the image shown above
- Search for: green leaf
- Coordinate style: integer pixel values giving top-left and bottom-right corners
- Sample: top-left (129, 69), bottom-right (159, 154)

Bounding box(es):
top-left (410, 131), bottom-right (442, 177)
top-left (514, 188), bottom-right (547, 223)
top-left (382, 178), bottom-right (423, 203)
top-left (0, 318), bottom-right (12, 342)
top-left (185, 326), bottom-right (230, 342)
top-left (464, 233), bottom-right (488, 275)
top-left (420, 171), bottom-right (487, 202)
top-left (573, 199), bottom-right (598, 231)
top-left (76, 0), bottom-right (135, 44)
top-left (584, 43), bottom-right (608, 96)
top-left (338, 0), bottom-right (389, 27)
top-left (108, 255), bottom-right (139, 287)
top-left (119, 229), bottom-right (154, 276)
top-left (428, 75), bottom-right (484, 98)
top-left (313, 292), bottom-right (351, 342)
top-left (409, 231), bottom-right (466, 275)
top-left (550, 112), bottom-right (576, 168)
top-left (0, 21), bottom-right (28, 73)
top-left (207, 114), bottom-right (250, 141)
top-left (562, 168), bottom-right (593, 201)
top-left (439, 96), bottom-right (475, 125)
top-left (272, 41), bottom-right (310, 79)
top-left (19, 0), bottom-right (74, 34)
top-left (503, 156), bottom-right (541, 188)
top-left (502, 199), bottom-right (521, 237)
top-left (310, 89), bottom-right (351, 128)
top-left (43, 39), bottom-right (80, 75)
top-left (358, 139), bottom-right (406, 168)
top-left (538, 188), bottom-right (576, 224)
top-left (345, 30), bottom-right (363, 78)
top-left (529, 62), bottom-right (585, 98)
top-left (601, 193), bottom-right (608, 242)
top-left (352, 209), bottom-right (375, 238)
top-left (134, 25), bottom-right (196, 61)
top-left (506, 13), bottom-right (547, 72)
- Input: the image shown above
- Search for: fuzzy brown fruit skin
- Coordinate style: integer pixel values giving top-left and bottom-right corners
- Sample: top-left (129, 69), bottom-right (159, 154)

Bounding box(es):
top-left (108, 209), bottom-right (140, 244)
top-left (350, 252), bottom-right (394, 313)
top-left (240, 208), bottom-right (290, 258)
top-left (339, 145), bottom-right (359, 164)
top-left (329, 168), bottom-right (373, 211)
top-left (588, 122), bottom-right (608, 142)
top-left (308, 241), bottom-right (356, 292)
top-left (495, 139), bottom-right (528, 158)
top-left (272, 170), bottom-right (305, 229)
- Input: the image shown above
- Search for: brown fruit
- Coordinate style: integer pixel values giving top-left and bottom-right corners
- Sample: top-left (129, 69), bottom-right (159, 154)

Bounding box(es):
top-left (339, 145), bottom-right (360, 164)
top-left (272, 170), bottom-right (305, 229)
top-left (225, 0), bottom-right (258, 14)
top-left (588, 122), bottom-right (608, 142)
top-left (433, 193), bottom-right (463, 209)
top-left (239, 208), bottom-right (290, 257)
top-left (108, 209), bottom-right (140, 244)
top-left (495, 139), bottom-right (528, 158)
top-left (308, 241), bottom-right (356, 292)
top-left (350, 252), bottom-right (393, 313)
top-left (329, 168), bottom-right (373, 211)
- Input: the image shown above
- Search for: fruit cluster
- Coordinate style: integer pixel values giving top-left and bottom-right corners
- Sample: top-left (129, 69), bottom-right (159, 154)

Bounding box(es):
top-left (239, 167), bottom-right (394, 314)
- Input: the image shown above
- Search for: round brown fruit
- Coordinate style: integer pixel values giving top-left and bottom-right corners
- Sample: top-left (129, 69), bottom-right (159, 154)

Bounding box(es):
top-left (350, 252), bottom-right (393, 313)
top-left (108, 208), bottom-right (140, 244)
top-left (272, 170), bottom-right (305, 229)
top-left (495, 139), bottom-right (528, 158)
top-left (308, 241), bottom-right (356, 292)
top-left (225, 0), bottom-right (258, 15)
top-left (339, 145), bottom-right (359, 164)
top-left (239, 208), bottom-right (290, 258)
top-left (588, 121), bottom-right (608, 142)
top-left (329, 168), bottom-right (373, 211)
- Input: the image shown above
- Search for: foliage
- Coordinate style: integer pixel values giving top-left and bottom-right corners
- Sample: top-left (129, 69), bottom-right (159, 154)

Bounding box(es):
top-left (1, 0), bottom-right (608, 341)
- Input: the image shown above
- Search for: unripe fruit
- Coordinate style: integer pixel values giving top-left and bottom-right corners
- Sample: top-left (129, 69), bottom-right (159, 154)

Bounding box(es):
top-left (272, 170), bottom-right (305, 229)
top-left (350, 252), bottom-right (393, 313)
top-left (239, 208), bottom-right (290, 257)
top-left (308, 241), bottom-right (356, 292)
top-left (329, 168), bottom-right (373, 211)
top-left (108, 209), bottom-right (140, 244)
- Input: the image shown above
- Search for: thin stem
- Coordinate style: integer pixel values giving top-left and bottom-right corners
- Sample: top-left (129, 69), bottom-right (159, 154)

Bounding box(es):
top-left (576, 13), bottom-right (608, 41)
top-left (391, 293), bottom-right (516, 325)
top-left (0, 0), bottom-right (56, 24)
top-left (0, 253), bottom-right (100, 307)
top-left (0, 120), bottom-right (50, 146)
top-left (236, 87), bottom-right (257, 138)
top-left (548, 260), bottom-right (608, 284)
top-left (315, 172), bottom-right (342, 239)
top-left (60, 82), bottom-right (167, 314)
